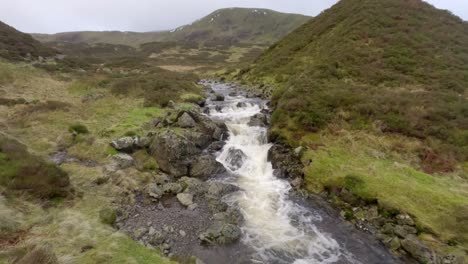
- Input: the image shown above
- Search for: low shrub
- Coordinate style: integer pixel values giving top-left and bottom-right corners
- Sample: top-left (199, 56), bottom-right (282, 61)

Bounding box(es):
top-left (68, 123), bottom-right (89, 135)
top-left (99, 207), bottom-right (117, 226)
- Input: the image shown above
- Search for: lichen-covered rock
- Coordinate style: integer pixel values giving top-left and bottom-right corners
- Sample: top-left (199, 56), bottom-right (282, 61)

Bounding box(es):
top-left (178, 177), bottom-right (206, 195)
top-left (177, 112), bottom-right (197, 128)
top-left (199, 223), bottom-right (241, 245)
top-left (111, 137), bottom-right (134, 151)
top-left (401, 235), bottom-right (435, 263)
top-left (176, 193), bottom-right (194, 207)
top-left (190, 155), bottom-right (226, 178)
top-left (162, 183), bottom-right (183, 194)
top-left (207, 182), bottom-right (238, 197)
top-left (150, 130), bottom-right (201, 177)
top-left (110, 153), bottom-right (134, 170)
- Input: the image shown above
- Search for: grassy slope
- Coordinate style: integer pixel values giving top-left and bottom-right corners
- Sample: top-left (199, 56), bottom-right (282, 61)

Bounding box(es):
top-left (0, 21), bottom-right (56, 61)
top-left (239, 0), bottom-right (468, 254)
top-left (0, 60), bottom-right (201, 262)
top-left (32, 8), bottom-right (310, 47)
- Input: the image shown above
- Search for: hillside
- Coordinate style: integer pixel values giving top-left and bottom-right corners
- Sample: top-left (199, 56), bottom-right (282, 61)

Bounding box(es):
top-left (32, 8), bottom-right (310, 47)
top-left (0, 21), bottom-right (56, 61)
top-left (238, 0), bottom-right (468, 258)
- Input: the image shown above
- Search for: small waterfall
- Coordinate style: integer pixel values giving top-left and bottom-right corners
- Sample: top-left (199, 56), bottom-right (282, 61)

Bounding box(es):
top-left (205, 83), bottom-right (358, 264)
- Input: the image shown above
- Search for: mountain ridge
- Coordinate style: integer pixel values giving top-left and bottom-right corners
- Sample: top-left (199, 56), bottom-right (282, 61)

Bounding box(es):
top-left (32, 8), bottom-right (310, 47)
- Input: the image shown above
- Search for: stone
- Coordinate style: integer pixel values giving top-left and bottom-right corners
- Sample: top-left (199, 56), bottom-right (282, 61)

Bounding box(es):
top-left (210, 93), bottom-right (225, 101)
top-left (134, 137), bottom-right (151, 148)
top-left (148, 227), bottom-right (156, 236)
top-left (401, 235), bottom-right (435, 263)
top-left (188, 203), bottom-right (198, 210)
top-left (176, 193), bottom-right (194, 207)
top-left (207, 182), bottom-right (238, 197)
top-left (236, 102), bottom-right (247, 108)
top-left (110, 153), bottom-right (134, 170)
top-left (394, 225), bottom-right (417, 238)
top-left (153, 173), bottom-right (170, 185)
top-left (199, 223), bottom-right (241, 245)
top-left (190, 155), bottom-right (226, 178)
top-left (390, 237), bottom-right (401, 251)
top-left (178, 177), bottom-right (206, 195)
top-left (247, 113), bottom-right (268, 127)
top-left (290, 177), bottom-right (303, 188)
top-left (225, 147), bottom-right (247, 170)
top-left (381, 223), bottom-right (395, 235)
top-left (179, 230), bottom-right (186, 237)
top-left (150, 130), bottom-right (201, 177)
top-left (147, 184), bottom-right (164, 199)
top-left (208, 141), bottom-right (225, 152)
top-left (162, 183), bottom-right (183, 194)
top-left (134, 227), bottom-right (148, 239)
top-left (111, 137), bottom-right (134, 151)
top-left (396, 214), bottom-right (415, 226)
top-left (177, 112), bottom-right (197, 128)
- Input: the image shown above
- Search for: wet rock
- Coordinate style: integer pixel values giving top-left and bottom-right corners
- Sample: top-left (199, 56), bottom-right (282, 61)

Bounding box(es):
top-left (162, 183), bottom-right (183, 194)
top-left (208, 141), bottom-right (225, 152)
top-left (229, 91), bottom-right (238, 96)
top-left (199, 223), bottom-right (241, 245)
top-left (268, 144), bottom-right (304, 181)
top-left (210, 93), bottom-right (225, 101)
top-left (176, 193), bottom-right (194, 207)
top-left (150, 130), bottom-right (201, 177)
top-left (225, 147), bottom-right (247, 170)
top-left (290, 177), bottom-right (303, 189)
top-left (190, 155), bottom-right (226, 178)
top-left (401, 235), bottom-right (435, 263)
top-left (236, 102), bottom-right (247, 108)
top-left (177, 112), bottom-right (197, 128)
top-left (206, 195), bottom-right (228, 213)
top-left (215, 105), bottom-right (223, 112)
top-left (110, 153), bottom-right (134, 170)
top-left (247, 113), bottom-right (268, 127)
top-left (111, 137), bottom-right (134, 151)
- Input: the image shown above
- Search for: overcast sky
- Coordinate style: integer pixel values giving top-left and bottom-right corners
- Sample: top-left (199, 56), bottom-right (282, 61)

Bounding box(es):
top-left (1, 0), bottom-right (467, 34)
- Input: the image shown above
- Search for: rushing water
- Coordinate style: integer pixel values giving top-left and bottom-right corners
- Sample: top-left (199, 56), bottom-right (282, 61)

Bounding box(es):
top-left (203, 81), bottom-right (403, 264)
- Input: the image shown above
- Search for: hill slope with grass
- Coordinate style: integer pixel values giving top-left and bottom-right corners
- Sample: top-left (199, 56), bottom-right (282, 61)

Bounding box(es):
top-left (0, 21), bottom-right (57, 61)
top-left (238, 0), bottom-right (468, 258)
top-left (32, 8), bottom-right (310, 47)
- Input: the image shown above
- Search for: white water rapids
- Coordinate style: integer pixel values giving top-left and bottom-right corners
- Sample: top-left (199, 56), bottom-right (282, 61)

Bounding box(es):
top-left (206, 83), bottom-right (359, 264)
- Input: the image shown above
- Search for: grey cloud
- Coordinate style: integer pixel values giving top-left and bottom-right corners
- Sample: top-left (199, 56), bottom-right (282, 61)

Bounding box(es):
top-left (0, 0), bottom-right (466, 34)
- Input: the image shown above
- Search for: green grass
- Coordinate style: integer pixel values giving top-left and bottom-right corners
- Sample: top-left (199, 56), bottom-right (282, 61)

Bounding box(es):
top-left (301, 131), bottom-right (468, 251)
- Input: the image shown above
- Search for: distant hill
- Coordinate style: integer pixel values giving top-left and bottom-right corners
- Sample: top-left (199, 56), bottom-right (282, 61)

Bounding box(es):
top-left (0, 21), bottom-right (56, 61)
top-left (32, 8), bottom-right (310, 47)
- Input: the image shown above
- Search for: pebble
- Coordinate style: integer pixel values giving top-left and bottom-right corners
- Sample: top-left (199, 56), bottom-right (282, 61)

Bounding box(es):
top-left (179, 230), bottom-right (186, 237)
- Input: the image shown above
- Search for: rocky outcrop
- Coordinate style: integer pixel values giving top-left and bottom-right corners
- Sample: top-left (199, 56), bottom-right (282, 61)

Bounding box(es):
top-left (267, 144), bottom-right (304, 187)
top-left (176, 112), bottom-right (196, 128)
top-left (401, 235), bottom-right (435, 263)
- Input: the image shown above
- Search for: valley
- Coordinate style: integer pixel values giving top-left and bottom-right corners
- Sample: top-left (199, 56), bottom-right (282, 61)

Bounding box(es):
top-left (0, 1), bottom-right (467, 264)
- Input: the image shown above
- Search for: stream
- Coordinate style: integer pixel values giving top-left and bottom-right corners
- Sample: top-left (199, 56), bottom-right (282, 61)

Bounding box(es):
top-left (203, 80), bottom-right (403, 264)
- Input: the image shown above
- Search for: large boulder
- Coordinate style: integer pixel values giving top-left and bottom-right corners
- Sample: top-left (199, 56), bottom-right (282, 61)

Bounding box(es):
top-left (190, 155), bottom-right (226, 178)
top-left (225, 147), bottom-right (247, 170)
top-left (150, 130), bottom-right (201, 177)
top-left (177, 112), bottom-right (197, 128)
top-left (267, 144), bottom-right (304, 180)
